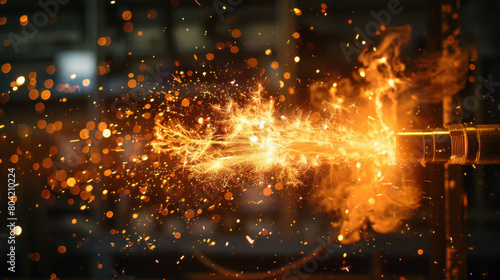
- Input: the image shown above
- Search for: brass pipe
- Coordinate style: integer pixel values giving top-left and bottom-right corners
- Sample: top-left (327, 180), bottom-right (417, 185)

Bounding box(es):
top-left (396, 124), bottom-right (500, 164)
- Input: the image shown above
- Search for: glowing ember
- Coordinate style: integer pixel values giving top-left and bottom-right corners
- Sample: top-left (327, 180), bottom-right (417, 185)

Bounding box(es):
top-left (245, 235), bottom-right (255, 245)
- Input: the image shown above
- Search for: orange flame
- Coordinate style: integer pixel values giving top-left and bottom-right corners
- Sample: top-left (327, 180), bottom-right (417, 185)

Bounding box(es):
top-left (152, 26), bottom-right (468, 243)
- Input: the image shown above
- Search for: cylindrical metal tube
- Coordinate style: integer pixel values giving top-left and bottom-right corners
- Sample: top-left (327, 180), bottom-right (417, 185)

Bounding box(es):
top-left (396, 124), bottom-right (500, 164)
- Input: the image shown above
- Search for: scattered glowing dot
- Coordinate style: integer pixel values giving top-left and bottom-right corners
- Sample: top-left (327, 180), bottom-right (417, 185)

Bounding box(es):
top-left (263, 187), bottom-right (272, 196)
top-left (147, 9), bottom-right (157, 19)
top-left (13, 226), bottom-right (22, 236)
top-left (368, 197), bottom-right (375, 206)
top-left (31, 252), bottom-right (40, 261)
top-left (67, 177), bottom-right (76, 187)
top-left (231, 29), bottom-right (241, 38)
top-left (44, 79), bottom-right (54, 88)
top-left (185, 209), bottom-right (194, 219)
top-left (98, 37), bottom-right (106, 46)
top-left (123, 22), bottom-right (134, 33)
top-left (42, 157), bottom-right (52, 168)
top-left (16, 76), bottom-right (25, 86)
top-left (58, 246), bottom-right (66, 254)
top-left (41, 189), bottom-right (51, 199)
top-left (10, 154), bottom-right (18, 163)
top-left (20, 15), bottom-right (28, 25)
top-left (216, 42), bottom-right (225, 50)
top-left (41, 90), bottom-right (51, 100)
top-left (127, 79), bottom-right (137, 88)
top-left (103, 129), bottom-right (111, 138)
top-left (1, 63), bottom-right (11, 73)
top-left (46, 65), bottom-right (56, 74)
top-left (122, 10), bottom-right (132, 20)
top-left (106, 211), bottom-right (114, 218)
top-left (230, 46), bottom-right (239, 53)
top-left (247, 58), bottom-right (258, 68)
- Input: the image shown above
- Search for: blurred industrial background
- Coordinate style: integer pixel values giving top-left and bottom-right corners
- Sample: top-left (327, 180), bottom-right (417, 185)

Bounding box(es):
top-left (1, 0), bottom-right (500, 279)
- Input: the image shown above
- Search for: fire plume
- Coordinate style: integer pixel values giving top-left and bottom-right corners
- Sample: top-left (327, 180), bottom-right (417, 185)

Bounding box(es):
top-left (152, 26), bottom-right (467, 243)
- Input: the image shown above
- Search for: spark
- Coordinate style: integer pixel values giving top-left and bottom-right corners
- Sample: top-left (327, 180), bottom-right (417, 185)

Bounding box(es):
top-left (152, 86), bottom-right (395, 184)
top-left (245, 235), bottom-right (255, 245)
top-left (171, 74), bottom-right (182, 83)
top-left (340, 265), bottom-right (353, 272)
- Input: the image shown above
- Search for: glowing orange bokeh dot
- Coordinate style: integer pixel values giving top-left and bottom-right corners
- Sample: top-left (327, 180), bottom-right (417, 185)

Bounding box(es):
top-left (41, 189), bottom-right (51, 199)
top-left (230, 46), bottom-right (239, 53)
top-left (57, 246), bottom-right (66, 254)
top-left (46, 65), bottom-right (56, 74)
top-left (97, 37), bottom-right (107, 46)
top-left (147, 9), bottom-right (157, 19)
top-left (127, 79), bottom-right (137, 88)
top-left (42, 157), bottom-right (52, 168)
top-left (123, 22), bottom-right (133, 33)
top-left (29, 89), bottom-right (39, 100)
top-left (1, 63), bottom-right (11, 73)
top-left (247, 58), bottom-right (258, 68)
top-left (231, 29), bottom-right (241, 38)
top-left (10, 154), bottom-right (18, 163)
top-left (263, 188), bottom-right (272, 196)
top-left (122, 10), bottom-right (132, 20)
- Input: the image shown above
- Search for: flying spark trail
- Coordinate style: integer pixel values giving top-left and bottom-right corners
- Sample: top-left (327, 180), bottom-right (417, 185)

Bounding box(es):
top-left (152, 85), bottom-right (396, 184)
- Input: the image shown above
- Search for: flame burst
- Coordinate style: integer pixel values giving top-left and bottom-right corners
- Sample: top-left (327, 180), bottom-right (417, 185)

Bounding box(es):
top-left (152, 85), bottom-right (395, 185)
top-left (151, 26), bottom-right (467, 243)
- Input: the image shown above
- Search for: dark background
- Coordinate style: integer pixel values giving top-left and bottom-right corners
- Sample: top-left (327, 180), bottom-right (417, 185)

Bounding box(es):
top-left (1, 0), bottom-right (500, 279)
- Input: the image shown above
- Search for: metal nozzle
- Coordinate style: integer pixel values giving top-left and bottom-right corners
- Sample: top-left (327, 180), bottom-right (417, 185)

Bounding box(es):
top-left (396, 124), bottom-right (500, 165)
